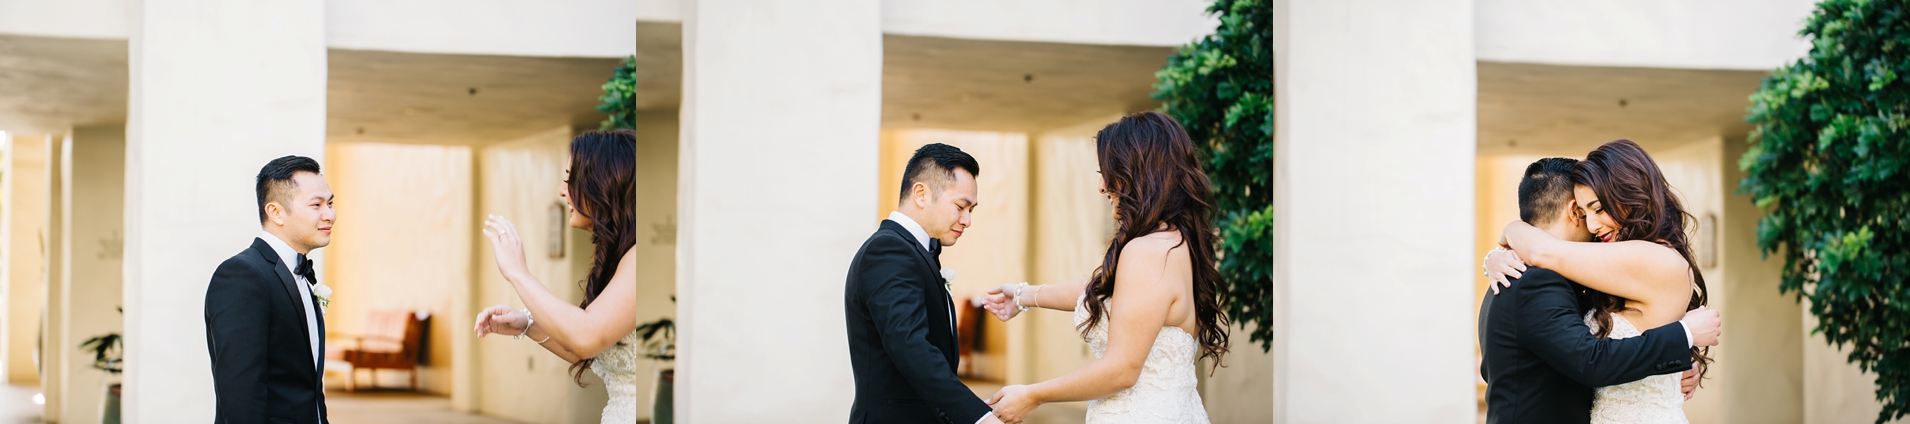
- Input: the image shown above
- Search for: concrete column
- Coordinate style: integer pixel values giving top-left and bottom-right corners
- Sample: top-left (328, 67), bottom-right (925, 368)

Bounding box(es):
top-left (676, 0), bottom-right (880, 420)
top-left (1271, 0), bottom-right (1477, 421)
top-left (41, 133), bottom-right (66, 423)
top-left (1716, 135), bottom-right (1803, 423)
top-left (3, 133), bottom-right (49, 385)
top-left (52, 126), bottom-right (127, 424)
top-left (124, 0), bottom-right (326, 421)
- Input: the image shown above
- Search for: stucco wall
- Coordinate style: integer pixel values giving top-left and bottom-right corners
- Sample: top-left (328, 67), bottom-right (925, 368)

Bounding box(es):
top-left (1475, 0), bottom-right (1815, 70)
top-left (56, 125), bottom-right (126, 424)
top-left (3, 133), bottom-right (46, 384)
top-left (472, 126), bottom-right (610, 424)
top-left (322, 142), bottom-right (472, 395)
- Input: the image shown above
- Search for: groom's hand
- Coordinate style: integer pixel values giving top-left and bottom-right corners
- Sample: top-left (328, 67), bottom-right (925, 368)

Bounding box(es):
top-left (1680, 306), bottom-right (1721, 347)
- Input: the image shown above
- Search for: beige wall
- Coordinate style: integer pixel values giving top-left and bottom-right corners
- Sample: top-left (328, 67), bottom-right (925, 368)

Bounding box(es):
top-left (54, 126), bottom-right (126, 424)
top-left (322, 142), bottom-right (472, 395)
top-left (1652, 138), bottom-right (1728, 423)
top-left (877, 129), bottom-right (1028, 383)
top-left (1272, 0), bottom-right (1479, 420)
top-left (473, 126), bottom-right (608, 424)
top-left (675, 0), bottom-right (880, 420)
top-left (628, 110), bottom-right (679, 420)
top-left (3, 133), bottom-right (47, 384)
top-left (1021, 121), bottom-right (1112, 390)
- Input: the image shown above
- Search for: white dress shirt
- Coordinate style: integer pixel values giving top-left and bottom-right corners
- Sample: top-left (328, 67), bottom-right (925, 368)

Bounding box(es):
top-left (887, 212), bottom-right (991, 424)
top-left (259, 231), bottom-right (322, 371)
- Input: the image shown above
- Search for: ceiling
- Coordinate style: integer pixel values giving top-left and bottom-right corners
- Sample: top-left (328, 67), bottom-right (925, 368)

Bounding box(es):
top-left (4, 31), bottom-right (1773, 153)
top-left (0, 35), bottom-right (128, 135)
top-left (634, 21), bottom-right (1175, 133)
top-left (1476, 61), bottom-right (1769, 156)
top-left (0, 34), bottom-right (622, 145)
top-left (326, 50), bottom-right (621, 145)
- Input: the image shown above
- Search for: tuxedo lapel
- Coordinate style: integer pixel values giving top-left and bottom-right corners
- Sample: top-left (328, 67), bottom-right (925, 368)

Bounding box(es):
top-left (880, 221), bottom-right (959, 345)
top-left (251, 238), bottom-right (315, 365)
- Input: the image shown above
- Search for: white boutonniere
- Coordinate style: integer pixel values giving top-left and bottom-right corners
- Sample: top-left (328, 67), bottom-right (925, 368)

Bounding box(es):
top-left (311, 283), bottom-right (332, 313)
top-left (940, 268), bottom-right (955, 293)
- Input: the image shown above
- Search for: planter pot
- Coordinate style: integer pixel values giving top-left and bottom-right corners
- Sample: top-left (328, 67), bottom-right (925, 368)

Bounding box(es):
top-left (102, 382), bottom-right (122, 424)
top-left (651, 369), bottom-right (673, 424)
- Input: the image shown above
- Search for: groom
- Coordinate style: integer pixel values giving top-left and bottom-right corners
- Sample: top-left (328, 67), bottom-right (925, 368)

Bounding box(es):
top-left (206, 155), bottom-right (336, 424)
top-left (1478, 157), bottom-right (1720, 423)
top-left (844, 143), bottom-right (1001, 424)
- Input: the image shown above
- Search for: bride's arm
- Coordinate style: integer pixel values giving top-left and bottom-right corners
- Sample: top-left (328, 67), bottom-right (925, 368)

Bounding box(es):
top-left (1499, 221), bottom-right (1692, 305)
top-left (990, 240), bottom-right (1182, 421)
top-left (485, 215), bottom-right (640, 361)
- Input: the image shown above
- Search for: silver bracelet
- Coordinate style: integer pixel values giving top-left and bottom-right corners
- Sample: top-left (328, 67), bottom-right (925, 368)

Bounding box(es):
top-left (1015, 283), bottom-right (1031, 313)
top-left (514, 309), bottom-right (535, 340)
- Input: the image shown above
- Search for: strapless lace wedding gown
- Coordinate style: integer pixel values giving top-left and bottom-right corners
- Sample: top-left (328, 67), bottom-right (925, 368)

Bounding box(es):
top-left (1585, 312), bottom-right (1686, 424)
top-left (591, 330), bottom-right (641, 423)
top-left (1073, 294), bottom-right (1209, 423)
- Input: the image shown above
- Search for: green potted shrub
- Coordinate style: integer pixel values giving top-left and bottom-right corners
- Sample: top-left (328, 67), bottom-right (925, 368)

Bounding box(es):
top-left (636, 297), bottom-right (675, 424)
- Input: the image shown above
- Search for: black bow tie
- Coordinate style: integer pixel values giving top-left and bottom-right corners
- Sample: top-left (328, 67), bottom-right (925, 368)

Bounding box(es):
top-left (293, 254), bottom-right (316, 284)
top-left (928, 239), bottom-right (943, 258)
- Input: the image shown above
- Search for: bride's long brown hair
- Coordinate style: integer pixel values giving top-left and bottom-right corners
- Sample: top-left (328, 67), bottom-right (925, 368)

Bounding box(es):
top-left (566, 129), bottom-right (636, 386)
top-left (1572, 139), bottom-right (1712, 382)
top-left (1079, 111), bottom-right (1230, 372)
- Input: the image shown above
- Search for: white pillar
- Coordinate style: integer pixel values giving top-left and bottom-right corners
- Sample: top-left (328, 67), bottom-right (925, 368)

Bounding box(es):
top-left (677, 0), bottom-right (881, 421)
top-left (55, 126), bottom-right (127, 424)
top-left (124, 1), bottom-right (326, 422)
top-left (1271, 0), bottom-right (1477, 421)
top-left (3, 133), bottom-right (50, 385)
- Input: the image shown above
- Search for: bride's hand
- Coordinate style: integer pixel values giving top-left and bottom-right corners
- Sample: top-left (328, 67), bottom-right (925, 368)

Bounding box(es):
top-left (1483, 248), bottom-right (1527, 295)
top-left (474, 305), bottom-right (528, 337)
top-left (983, 283), bottom-right (1024, 321)
top-left (482, 215), bottom-right (531, 281)
top-left (985, 384), bottom-right (1039, 424)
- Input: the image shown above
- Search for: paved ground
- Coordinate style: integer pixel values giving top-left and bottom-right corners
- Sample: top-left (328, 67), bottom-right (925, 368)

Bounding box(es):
top-left (0, 384), bottom-right (42, 424)
top-left (325, 389), bottom-right (529, 424)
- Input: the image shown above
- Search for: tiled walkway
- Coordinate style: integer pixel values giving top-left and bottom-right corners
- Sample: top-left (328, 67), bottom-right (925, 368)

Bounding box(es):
top-left (326, 389), bottom-right (527, 424)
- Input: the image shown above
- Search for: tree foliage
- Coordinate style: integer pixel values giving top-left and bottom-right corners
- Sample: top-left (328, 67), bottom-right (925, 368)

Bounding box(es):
top-left (1153, 0), bottom-right (1273, 352)
top-left (598, 55), bottom-right (637, 130)
top-left (1740, 1), bottom-right (1910, 421)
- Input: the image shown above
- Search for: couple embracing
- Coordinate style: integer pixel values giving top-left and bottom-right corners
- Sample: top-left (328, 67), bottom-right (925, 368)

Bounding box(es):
top-left (1478, 139), bottom-right (1727, 423)
top-left (844, 111), bottom-right (1227, 424)
top-left (203, 130), bottom-right (639, 424)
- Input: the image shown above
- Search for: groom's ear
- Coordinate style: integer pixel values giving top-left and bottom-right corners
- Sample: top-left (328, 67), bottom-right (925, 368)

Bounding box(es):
top-left (263, 201), bottom-right (286, 226)
top-left (909, 182), bottom-right (933, 208)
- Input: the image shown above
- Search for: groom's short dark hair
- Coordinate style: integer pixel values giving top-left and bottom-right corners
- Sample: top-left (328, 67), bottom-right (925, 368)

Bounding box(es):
top-left (256, 155), bottom-right (322, 224)
top-left (897, 143), bottom-right (980, 205)
top-left (1518, 157), bottom-right (1579, 226)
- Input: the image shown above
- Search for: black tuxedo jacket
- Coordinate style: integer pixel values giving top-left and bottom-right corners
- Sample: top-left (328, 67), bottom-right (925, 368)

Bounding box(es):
top-left (1478, 266), bottom-right (1693, 424)
top-left (205, 238), bottom-right (328, 424)
top-left (844, 220), bottom-right (989, 424)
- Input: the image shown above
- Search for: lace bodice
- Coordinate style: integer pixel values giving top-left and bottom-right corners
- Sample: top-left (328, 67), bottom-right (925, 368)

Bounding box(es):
top-left (591, 330), bottom-right (642, 423)
top-left (1585, 312), bottom-right (1687, 424)
top-left (1073, 294), bottom-right (1209, 424)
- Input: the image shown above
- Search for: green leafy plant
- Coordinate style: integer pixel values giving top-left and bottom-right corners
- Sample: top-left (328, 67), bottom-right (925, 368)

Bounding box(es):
top-left (79, 307), bottom-right (124, 374)
top-left (1739, 1), bottom-right (1909, 422)
top-left (598, 55), bottom-right (637, 130)
top-left (1152, 0), bottom-right (1273, 352)
top-left (635, 296), bottom-right (676, 361)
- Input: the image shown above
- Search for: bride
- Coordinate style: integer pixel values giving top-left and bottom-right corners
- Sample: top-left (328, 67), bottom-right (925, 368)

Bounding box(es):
top-left (471, 129), bottom-right (639, 423)
top-left (1484, 139), bottom-right (1712, 423)
top-left (980, 111), bottom-right (1230, 424)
